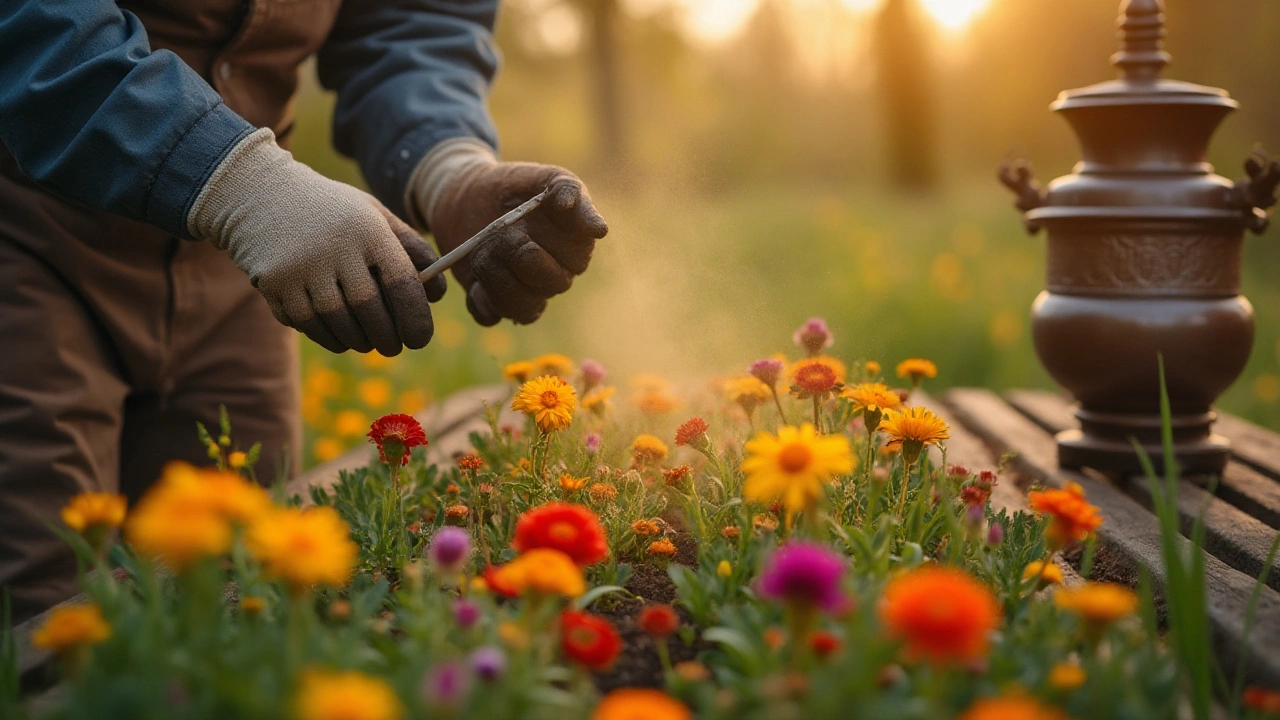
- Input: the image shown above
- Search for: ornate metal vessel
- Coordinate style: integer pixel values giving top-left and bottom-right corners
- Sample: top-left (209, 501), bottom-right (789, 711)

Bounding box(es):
top-left (1000, 0), bottom-right (1279, 474)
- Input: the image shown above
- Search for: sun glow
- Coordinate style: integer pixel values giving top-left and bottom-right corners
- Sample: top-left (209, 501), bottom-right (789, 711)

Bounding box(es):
top-left (917, 0), bottom-right (992, 30)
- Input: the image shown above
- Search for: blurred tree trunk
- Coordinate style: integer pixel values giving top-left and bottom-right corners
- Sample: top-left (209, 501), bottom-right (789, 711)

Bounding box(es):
top-left (873, 0), bottom-right (938, 190)
top-left (582, 0), bottom-right (627, 175)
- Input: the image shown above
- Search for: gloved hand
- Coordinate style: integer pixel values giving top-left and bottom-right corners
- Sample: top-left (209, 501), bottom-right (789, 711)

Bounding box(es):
top-left (188, 129), bottom-right (447, 355)
top-left (411, 140), bottom-right (608, 326)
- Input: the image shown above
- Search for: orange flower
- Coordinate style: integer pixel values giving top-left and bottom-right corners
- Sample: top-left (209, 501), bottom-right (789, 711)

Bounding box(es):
top-left (647, 539), bottom-right (677, 558)
top-left (879, 406), bottom-right (950, 465)
top-left (896, 358), bottom-right (938, 385)
top-left (457, 454), bottom-right (484, 472)
top-left (485, 548), bottom-right (586, 598)
top-left (789, 359), bottom-right (839, 399)
top-left (588, 483), bottom-right (618, 504)
top-left (592, 689), bottom-right (691, 720)
top-left (559, 474), bottom-right (589, 492)
top-left (661, 465), bottom-right (692, 486)
top-left (879, 566), bottom-right (1000, 665)
top-left (31, 603), bottom-right (111, 652)
top-left (674, 417), bottom-right (709, 448)
top-left (60, 492), bottom-right (127, 533)
top-left (959, 695), bottom-right (1070, 720)
top-left (631, 434), bottom-right (669, 464)
top-left (1028, 482), bottom-right (1102, 549)
top-left (632, 519), bottom-right (661, 536)
top-left (1243, 687), bottom-right (1280, 714)
top-left (561, 610), bottom-right (622, 671)
top-left (512, 503), bottom-right (609, 566)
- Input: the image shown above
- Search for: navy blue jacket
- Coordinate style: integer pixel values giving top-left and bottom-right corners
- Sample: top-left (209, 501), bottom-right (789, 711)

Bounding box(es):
top-left (0, 0), bottom-right (500, 239)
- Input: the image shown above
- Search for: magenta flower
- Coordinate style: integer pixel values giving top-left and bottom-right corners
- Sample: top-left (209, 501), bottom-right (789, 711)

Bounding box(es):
top-left (757, 541), bottom-right (846, 612)
top-left (580, 358), bottom-right (607, 390)
top-left (421, 661), bottom-right (471, 708)
top-left (793, 317), bottom-right (833, 356)
top-left (453, 598), bottom-right (481, 628)
top-left (749, 358), bottom-right (786, 387)
top-left (584, 430), bottom-right (602, 454)
top-left (429, 527), bottom-right (472, 574)
top-left (987, 522), bottom-right (1004, 546)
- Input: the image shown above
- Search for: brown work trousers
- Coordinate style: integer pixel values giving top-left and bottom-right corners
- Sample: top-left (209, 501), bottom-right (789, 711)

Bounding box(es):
top-left (0, 152), bottom-right (300, 624)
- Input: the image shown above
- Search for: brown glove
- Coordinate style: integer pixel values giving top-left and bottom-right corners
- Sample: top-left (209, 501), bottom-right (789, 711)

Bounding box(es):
top-left (427, 157), bottom-right (608, 326)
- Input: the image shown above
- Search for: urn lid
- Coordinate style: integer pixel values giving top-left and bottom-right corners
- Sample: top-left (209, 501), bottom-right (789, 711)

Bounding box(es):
top-left (1052, 0), bottom-right (1237, 113)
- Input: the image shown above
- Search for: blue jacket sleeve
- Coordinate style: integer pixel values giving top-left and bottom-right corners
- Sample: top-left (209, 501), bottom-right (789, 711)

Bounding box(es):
top-left (0, 0), bottom-right (254, 238)
top-left (317, 0), bottom-right (501, 220)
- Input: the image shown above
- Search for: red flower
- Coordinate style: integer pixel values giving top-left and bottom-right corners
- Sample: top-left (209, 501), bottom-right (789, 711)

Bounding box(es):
top-left (367, 414), bottom-right (427, 466)
top-left (809, 631), bottom-right (842, 659)
top-left (512, 503), bottom-right (609, 567)
top-left (561, 610), bottom-right (621, 671)
top-left (638, 604), bottom-right (680, 638)
top-left (674, 417), bottom-right (709, 447)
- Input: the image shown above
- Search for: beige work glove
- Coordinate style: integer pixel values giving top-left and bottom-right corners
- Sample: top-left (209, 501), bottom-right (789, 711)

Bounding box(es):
top-left (408, 139), bottom-right (608, 326)
top-left (188, 129), bottom-right (447, 355)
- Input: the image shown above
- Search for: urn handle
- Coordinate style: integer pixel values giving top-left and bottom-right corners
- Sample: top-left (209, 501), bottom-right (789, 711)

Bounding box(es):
top-left (1230, 147), bottom-right (1280, 234)
top-left (998, 157), bottom-right (1046, 235)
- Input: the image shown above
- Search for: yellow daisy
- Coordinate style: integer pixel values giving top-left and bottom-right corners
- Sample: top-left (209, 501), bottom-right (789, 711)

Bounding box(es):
top-left (741, 423), bottom-right (854, 515)
top-left (896, 358), bottom-right (938, 386)
top-left (841, 382), bottom-right (903, 431)
top-left (880, 406), bottom-right (950, 465)
top-left (502, 360), bottom-right (535, 384)
top-left (532, 353), bottom-right (575, 378)
top-left (511, 375), bottom-right (577, 433)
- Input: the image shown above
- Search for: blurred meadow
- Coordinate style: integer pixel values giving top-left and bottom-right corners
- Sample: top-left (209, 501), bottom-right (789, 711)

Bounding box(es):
top-left (290, 0), bottom-right (1280, 466)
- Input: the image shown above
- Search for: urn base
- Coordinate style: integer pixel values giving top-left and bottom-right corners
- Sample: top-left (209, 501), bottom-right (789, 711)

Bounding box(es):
top-left (1056, 405), bottom-right (1230, 474)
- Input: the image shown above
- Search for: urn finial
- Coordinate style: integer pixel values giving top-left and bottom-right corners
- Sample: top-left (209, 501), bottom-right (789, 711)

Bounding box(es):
top-left (1111, 0), bottom-right (1170, 80)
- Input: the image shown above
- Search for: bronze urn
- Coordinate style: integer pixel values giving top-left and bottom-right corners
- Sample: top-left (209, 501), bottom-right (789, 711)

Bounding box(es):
top-left (1000, 0), bottom-right (1280, 474)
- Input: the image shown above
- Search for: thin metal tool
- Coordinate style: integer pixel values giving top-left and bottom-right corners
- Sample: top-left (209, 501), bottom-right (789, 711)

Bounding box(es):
top-left (417, 188), bottom-right (551, 283)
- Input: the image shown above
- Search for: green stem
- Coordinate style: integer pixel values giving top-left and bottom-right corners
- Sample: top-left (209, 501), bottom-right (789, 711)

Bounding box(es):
top-left (770, 386), bottom-right (790, 426)
top-left (896, 459), bottom-right (915, 522)
top-left (812, 396), bottom-right (822, 433)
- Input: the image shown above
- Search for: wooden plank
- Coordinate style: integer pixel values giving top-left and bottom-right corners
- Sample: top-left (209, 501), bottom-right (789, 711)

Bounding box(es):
top-left (1006, 390), bottom-right (1280, 590)
top-left (1215, 413), bottom-right (1280, 481)
top-left (943, 388), bottom-right (1280, 688)
top-left (288, 384), bottom-right (508, 503)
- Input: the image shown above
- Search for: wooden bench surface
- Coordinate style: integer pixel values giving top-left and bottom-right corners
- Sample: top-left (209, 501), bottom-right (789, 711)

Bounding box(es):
top-left (8, 385), bottom-right (1280, 694)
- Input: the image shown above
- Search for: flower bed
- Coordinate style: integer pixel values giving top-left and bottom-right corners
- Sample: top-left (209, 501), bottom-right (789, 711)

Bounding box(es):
top-left (6, 320), bottom-right (1280, 720)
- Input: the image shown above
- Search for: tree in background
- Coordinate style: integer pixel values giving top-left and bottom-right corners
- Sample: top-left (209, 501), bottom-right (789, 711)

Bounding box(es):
top-left (874, 0), bottom-right (938, 190)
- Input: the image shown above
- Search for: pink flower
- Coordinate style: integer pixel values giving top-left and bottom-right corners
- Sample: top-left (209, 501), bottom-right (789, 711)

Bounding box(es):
top-left (749, 358), bottom-right (786, 387)
top-left (584, 431), bottom-right (602, 453)
top-left (580, 359), bottom-right (607, 390)
top-left (757, 541), bottom-right (846, 612)
top-left (793, 318), bottom-right (833, 356)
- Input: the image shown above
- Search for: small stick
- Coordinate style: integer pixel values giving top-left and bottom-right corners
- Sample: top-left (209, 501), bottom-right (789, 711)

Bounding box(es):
top-left (417, 188), bottom-right (551, 283)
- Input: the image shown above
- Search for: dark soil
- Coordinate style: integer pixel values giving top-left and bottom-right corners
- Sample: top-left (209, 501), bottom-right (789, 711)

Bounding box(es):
top-left (588, 530), bottom-right (712, 691)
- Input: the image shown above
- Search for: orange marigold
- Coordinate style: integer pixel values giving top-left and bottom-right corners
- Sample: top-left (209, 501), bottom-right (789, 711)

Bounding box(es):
top-left (457, 454), bottom-right (484, 472)
top-left (647, 539), bottom-right (677, 558)
top-left (674, 417), bottom-right (709, 447)
top-left (632, 519), bottom-right (661, 536)
top-left (959, 695), bottom-right (1070, 720)
top-left (512, 503), bottom-right (609, 566)
top-left (1243, 687), bottom-right (1280, 714)
top-left (588, 483), bottom-right (619, 504)
top-left (879, 565), bottom-right (1001, 665)
top-left (1028, 482), bottom-right (1102, 549)
top-left (592, 689), bottom-right (690, 720)
top-left (662, 465), bottom-right (692, 486)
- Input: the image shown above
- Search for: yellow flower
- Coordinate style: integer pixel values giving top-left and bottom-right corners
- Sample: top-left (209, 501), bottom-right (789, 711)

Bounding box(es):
top-left (588, 483), bottom-right (619, 504)
top-left (1054, 583), bottom-right (1138, 627)
top-left (397, 389), bottom-right (427, 415)
top-left (879, 406), bottom-right (950, 465)
top-left (247, 506), bottom-right (358, 592)
top-left (228, 451), bottom-right (248, 469)
top-left (559, 474), bottom-right (589, 492)
top-left (864, 360), bottom-right (882, 377)
top-left (503, 360), bottom-right (535, 383)
top-left (241, 596), bottom-right (267, 615)
top-left (314, 436), bottom-right (345, 463)
top-left (631, 389), bottom-right (680, 416)
top-left (125, 463), bottom-right (271, 570)
top-left (60, 492), bottom-right (127, 533)
top-left (31, 603), bottom-right (111, 652)
top-left (304, 365), bottom-right (343, 397)
top-left (1048, 661), bottom-right (1086, 690)
top-left (360, 351), bottom-right (397, 369)
top-left (357, 378), bottom-right (392, 409)
top-left (842, 382), bottom-right (903, 432)
top-left (716, 560), bottom-right (733, 578)
top-left (630, 374), bottom-right (672, 393)
top-left (592, 688), bottom-right (692, 720)
top-left (1022, 561), bottom-right (1064, 586)
top-left (631, 434), bottom-right (669, 464)
top-left (896, 358), bottom-right (938, 385)
top-left (511, 376), bottom-right (577, 433)
top-left (724, 375), bottom-right (772, 413)
top-left (582, 386), bottom-right (617, 416)
top-left (647, 539), bottom-right (677, 557)
top-left (295, 669), bottom-right (403, 720)
top-left (741, 423), bottom-right (854, 515)
top-left (334, 409), bottom-right (370, 437)
top-left (533, 353), bottom-right (575, 378)
top-left (498, 621), bottom-right (530, 649)
top-left (488, 548), bottom-right (586, 598)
